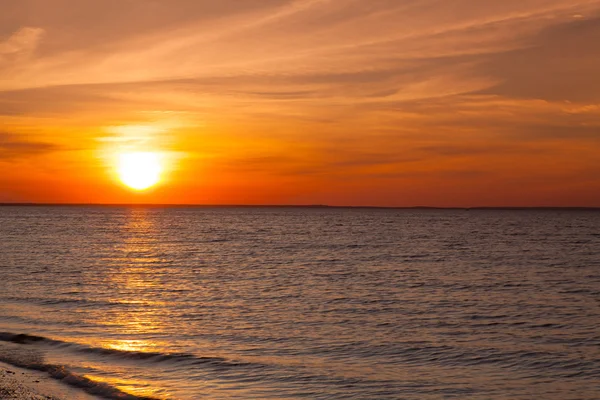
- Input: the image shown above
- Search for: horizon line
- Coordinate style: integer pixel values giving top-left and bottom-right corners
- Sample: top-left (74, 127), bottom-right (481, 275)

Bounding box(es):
top-left (0, 203), bottom-right (599, 211)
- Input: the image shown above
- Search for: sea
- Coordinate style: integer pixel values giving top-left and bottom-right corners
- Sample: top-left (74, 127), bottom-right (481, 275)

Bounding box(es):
top-left (0, 206), bottom-right (599, 399)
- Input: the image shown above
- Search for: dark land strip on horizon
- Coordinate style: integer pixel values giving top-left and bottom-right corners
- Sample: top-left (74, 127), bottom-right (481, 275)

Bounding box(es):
top-left (0, 203), bottom-right (599, 211)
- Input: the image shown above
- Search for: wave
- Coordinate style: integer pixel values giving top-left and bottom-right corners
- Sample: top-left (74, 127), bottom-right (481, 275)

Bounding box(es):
top-left (0, 294), bottom-right (142, 308)
top-left (0, 332), bottom-right (47, 345)
top-left (0, 332), bottom-right (252, 400)
top-left (48, 365), bottom-right (158, 400)
top-left (0, 332), bottom-right (257, 370)
top-left (0, 340), bottom-right (157, 400)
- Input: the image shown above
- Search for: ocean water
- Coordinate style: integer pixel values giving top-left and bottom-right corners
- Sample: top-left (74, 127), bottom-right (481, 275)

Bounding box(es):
top-left (0, 206), bottom-right (599, 400)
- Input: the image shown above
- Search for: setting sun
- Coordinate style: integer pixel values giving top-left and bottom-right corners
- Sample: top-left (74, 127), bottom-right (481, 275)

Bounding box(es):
top-left (118, 152), bottom-right (162, 190)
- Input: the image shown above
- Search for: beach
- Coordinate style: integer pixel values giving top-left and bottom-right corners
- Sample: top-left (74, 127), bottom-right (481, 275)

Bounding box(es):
top-left (0, 361), bottom-right (98, 400)
top-left (0, 362), bottom-right (49, 400)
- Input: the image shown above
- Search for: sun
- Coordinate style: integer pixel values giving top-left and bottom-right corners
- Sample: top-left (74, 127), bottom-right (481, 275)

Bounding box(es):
top-left (118, 152), bottom-right (162, 190)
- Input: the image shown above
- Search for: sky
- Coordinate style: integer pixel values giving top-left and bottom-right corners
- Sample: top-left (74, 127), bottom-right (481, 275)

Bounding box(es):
top-left (1, 0), bottom-right (599, 206)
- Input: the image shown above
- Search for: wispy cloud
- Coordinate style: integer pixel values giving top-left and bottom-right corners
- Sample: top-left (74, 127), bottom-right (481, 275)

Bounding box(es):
top-left (1, 0), bottom-right (599, 205)
top-left (0, 131), bottom-right (59, 159)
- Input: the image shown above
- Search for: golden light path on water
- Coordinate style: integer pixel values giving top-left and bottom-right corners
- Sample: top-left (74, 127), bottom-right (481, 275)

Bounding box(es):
top-left (83, 209), bottom-right (171, 399)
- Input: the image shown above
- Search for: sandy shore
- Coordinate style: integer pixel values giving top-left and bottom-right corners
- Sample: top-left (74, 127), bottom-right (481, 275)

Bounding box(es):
top-left (0, 361), bottom-right (99, 400)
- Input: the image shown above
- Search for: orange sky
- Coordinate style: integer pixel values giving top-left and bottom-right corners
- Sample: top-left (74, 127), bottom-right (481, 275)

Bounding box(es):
top-left (1, 0), bottom-right (599, 206)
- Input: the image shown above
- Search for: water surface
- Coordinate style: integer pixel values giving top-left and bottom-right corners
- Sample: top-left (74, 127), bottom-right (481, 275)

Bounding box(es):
top-left (1, 206), bottom-right (599, 399)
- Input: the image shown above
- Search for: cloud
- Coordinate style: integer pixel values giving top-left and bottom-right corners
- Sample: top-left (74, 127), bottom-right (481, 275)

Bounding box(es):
top-left (0, 84), bottom-right (127, 116)
top-left (1, 0), bottom-right (599, 205)
top-left (0, 26), bottom-right (44, 66)
top-left (0, 0), bottom-right (291, 54)
top-left (0, 132), bottom-right (59, 159)
top-left (2, 0), bottom-right (598, 93)
top-left (477, 15), bottom-right (600, 102)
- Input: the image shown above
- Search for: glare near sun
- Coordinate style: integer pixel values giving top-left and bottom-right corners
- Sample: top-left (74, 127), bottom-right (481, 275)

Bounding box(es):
top-left (118, 152), bottom-right (162, 190)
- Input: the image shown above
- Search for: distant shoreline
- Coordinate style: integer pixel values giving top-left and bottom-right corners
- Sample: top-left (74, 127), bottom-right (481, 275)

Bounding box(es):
top-left (0, 203), bottom-right (599, 211)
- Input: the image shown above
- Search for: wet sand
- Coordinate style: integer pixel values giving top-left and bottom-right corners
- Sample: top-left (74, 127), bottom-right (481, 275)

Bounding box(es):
top-left (0, 361), bottom-right (98, 400)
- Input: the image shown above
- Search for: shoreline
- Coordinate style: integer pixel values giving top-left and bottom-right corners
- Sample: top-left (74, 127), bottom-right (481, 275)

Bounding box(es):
top-left (0, 361), bottom-right (99, 400)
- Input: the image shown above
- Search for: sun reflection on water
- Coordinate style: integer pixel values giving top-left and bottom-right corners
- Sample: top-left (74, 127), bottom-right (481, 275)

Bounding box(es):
top-left (92, 208), bottom-right (174, 397)
top-left (104, 208), bottom-right (166, 332)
